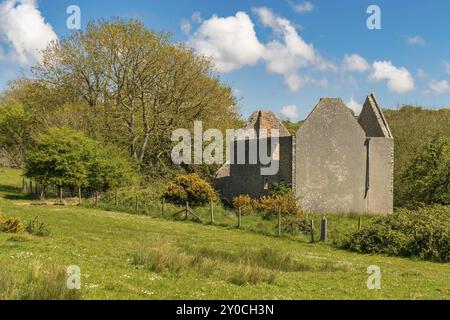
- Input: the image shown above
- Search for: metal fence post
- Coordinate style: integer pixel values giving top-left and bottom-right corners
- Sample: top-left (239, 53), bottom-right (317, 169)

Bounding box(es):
top-left (320, 217), bottom-right (328, 241)
top-left (277, 207), bottom-right (282, 237)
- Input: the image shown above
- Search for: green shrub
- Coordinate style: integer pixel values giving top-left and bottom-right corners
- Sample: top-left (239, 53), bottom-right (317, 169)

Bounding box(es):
top-left (232, 195), bottom-right (256, 214)
top-left (164, 173), bottom-right (216, 205)
top-left (269, 182), bottom-right (291, 197)
top-left (25, 217), bottom-right (50, 237)
top-left (343, 206), bottom-right (450, 262)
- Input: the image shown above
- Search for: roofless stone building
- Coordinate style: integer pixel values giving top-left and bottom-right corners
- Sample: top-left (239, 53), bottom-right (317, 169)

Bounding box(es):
top-left (215, 93), bottom-right (394, 215)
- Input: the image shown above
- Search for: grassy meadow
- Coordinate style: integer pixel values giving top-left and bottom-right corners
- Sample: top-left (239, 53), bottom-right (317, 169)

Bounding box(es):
top-left (0, 167), bottom-right (449, 300)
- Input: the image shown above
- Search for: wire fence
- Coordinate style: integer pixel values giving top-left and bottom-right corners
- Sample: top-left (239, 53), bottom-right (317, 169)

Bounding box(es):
top-left (19, 179), bottom-right (364, 242)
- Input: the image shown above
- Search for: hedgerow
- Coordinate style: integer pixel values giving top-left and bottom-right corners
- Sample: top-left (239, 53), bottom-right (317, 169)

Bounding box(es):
top-left (343, 206), bottom-right (450, 262)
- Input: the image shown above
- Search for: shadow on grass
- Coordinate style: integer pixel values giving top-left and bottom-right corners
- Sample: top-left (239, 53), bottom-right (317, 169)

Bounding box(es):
top-left (0, 184), bottom-right (36, 201)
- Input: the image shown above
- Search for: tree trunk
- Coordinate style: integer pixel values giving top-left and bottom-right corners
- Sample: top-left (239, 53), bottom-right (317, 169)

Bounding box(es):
top-left (22, 178), bottom-right (27, 193)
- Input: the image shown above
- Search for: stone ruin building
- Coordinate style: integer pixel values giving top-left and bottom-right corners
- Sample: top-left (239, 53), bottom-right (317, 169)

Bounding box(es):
top-left (215, 93), bottom-right (394, 215)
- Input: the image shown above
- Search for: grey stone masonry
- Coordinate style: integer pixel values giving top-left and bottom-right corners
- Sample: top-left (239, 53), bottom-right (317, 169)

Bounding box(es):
top-left (215, 93), bottom-right (394, 215)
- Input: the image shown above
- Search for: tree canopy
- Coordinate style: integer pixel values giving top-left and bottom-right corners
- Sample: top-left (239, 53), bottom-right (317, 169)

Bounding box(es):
top-left (25, 127), bottom-right (138, 193)
top-left (32, 19), bottom-right (238, 174)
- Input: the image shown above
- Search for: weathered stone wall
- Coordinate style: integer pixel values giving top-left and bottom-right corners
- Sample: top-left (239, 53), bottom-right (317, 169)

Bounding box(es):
top-left (295, 98), bottom-right (367, 213)
top-left (215, 95), bottom-right (394, 215)
top-left (215, 136), bottom-right (292, 201)
top-left (366, 137), bottom-right (394, 215)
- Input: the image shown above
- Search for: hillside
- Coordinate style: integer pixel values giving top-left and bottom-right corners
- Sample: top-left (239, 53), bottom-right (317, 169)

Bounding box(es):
top-left (0, 168), bottom-right (449, 300)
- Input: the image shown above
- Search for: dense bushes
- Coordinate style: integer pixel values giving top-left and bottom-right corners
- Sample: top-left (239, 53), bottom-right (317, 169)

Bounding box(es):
top-left (384, 107), bottom-right (450, 207)
top-left (232, 192), bottom-right (302, 217)
top-left (343, 206), bottom-right (450, 262)
top-left (258, 192), bottom-right (302, 217)
top-left (25, 127), bottom-right (138, 198)
top-left (164, 173), bottom-right (216, 205)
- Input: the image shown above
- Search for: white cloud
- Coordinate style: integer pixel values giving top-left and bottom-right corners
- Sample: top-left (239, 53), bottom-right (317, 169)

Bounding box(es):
top-left (191, 12), bottom-right (202, 24)
top-left (188, 8), bottom-right (333, 92)
top-left (342, 54), bottom-right (370, 73)
top-left (253, 7), bottom-right (334, 91)
top-left (181, 12), bottom-right (203, 35)
top-left (188, 12), bottom-right (265, 72)
top-left (369, 60), bottom-right (414, 94)
top-left (180, 19), bottom-right (192, 34)
top-left (406, 35), bottom-right (425, 46)
top-left (443, 60), bottom-right (450, 75)
top-left (290, 1), bottom-right (314, 13)
top-left (416, 68), bottom-right (427, 78)
top-left (429, 79), bottom-right (450, 95)
top-left (346, 97), bottom-right (363, 115)
top-left (281, 105), bottom-right (299, 121)
top-left (0, 0), bottom-right (57, 66)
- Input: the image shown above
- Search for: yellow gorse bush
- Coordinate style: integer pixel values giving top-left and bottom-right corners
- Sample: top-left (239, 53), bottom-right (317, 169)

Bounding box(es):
top-left (3, 217), bottom-right (24, 234)
top-left (165, 173), bottom-right (216, 205)
top-left (258, 192), bottom-right (302, 216)
top-left (232, 195), bottom-right (257, 215)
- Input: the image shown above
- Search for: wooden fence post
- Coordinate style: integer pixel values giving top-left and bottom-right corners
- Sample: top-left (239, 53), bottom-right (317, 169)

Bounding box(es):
top-left (78, 186), bottom-right (82, 205)
top-left (320, 217), bottom-right (328, 241)
top-left (22, 178), bottom-right (27, 193)
top-left (210, 199), bottom-right (214, 225)
top-left (161, 197), bottom-right (165, 216)
top-left (185, 202), bottom-right (189, 220)
top-left (310, 219), bottom-right (315, 243)
top-left (115, 190), bottom-right (118, 207)
top-left (59, 186), bottom-right (63, 203)
top-left (237, 207), bottom-right (242, 229)
top-left (277, 207), bottom-right (282, 237)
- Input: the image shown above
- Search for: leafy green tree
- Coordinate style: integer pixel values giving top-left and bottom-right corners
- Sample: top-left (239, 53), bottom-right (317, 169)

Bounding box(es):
top-left (34, 19), bottom-right (238, 173)
top-left (25, 127), bottom-right (97, 201)
top-left (0, 101), bottom-right (33, 167)
top-left (401, 134), bottom-right (450, 205)
top-left (87, 144), bottom-right (139, 194)
top-left (384, 106), bottom-right (450, 206)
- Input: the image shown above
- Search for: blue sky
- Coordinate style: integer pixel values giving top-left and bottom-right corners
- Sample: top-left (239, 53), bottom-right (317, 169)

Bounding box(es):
top-left (1, 0), bottom-right (450, 120)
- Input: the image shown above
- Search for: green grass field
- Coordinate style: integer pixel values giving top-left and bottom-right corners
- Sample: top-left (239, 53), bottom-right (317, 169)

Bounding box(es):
top-left (0, 167), bottom-right (449, 300)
